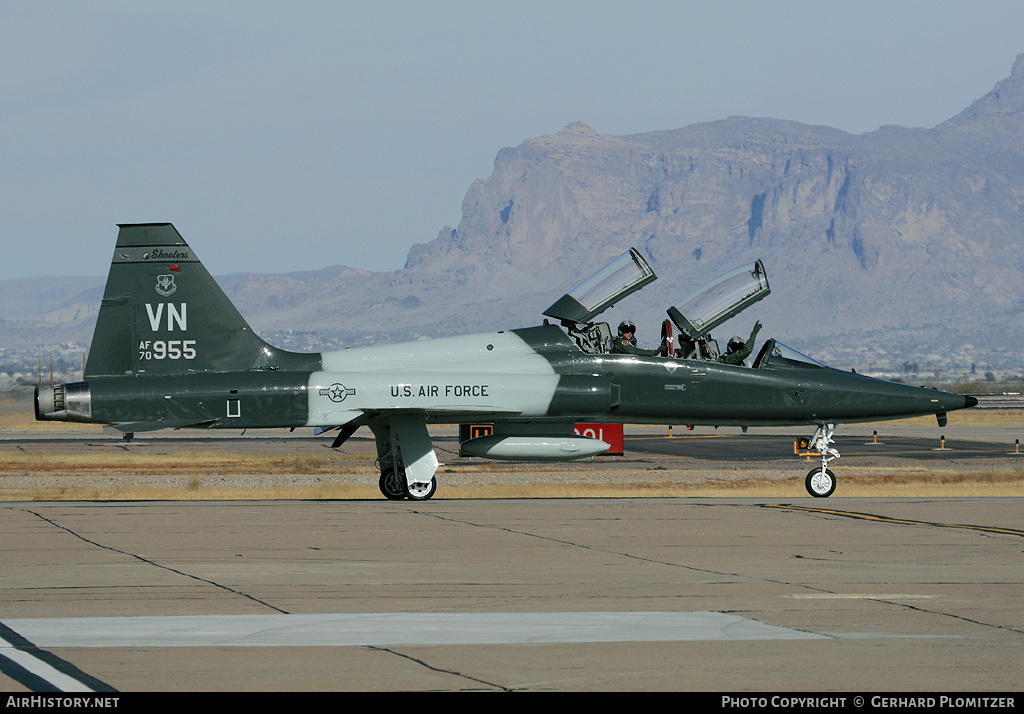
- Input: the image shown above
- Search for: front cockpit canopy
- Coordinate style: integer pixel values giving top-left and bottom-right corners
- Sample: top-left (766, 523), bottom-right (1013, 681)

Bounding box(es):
top-left (543, 248), bottom-right (657, 325)
top-left (667, 260), bottom-right (770, 339)
top-left (752, 338), bottom-right (827, 370)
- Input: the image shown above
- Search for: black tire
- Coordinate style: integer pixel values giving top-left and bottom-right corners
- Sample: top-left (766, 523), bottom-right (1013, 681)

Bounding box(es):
top-left (379, 467), bottom-right (407, 500)
top-left (805, 467), bottom-right (836, 498)
top-left (405, 477), bottom-right (437, 501)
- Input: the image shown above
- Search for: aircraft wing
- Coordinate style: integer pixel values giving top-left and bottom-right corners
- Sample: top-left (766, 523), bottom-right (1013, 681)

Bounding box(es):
top-left (315, 405), bottom-right (525, 443)
top-left (104, 419), bottom-right (219, 433)
top-left (315, 405), bottom-right (524, 431)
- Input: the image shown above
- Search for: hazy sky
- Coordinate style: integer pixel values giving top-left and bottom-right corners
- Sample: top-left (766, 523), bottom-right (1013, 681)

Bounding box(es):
top-left (3, 1), bottom-right (1023, 281)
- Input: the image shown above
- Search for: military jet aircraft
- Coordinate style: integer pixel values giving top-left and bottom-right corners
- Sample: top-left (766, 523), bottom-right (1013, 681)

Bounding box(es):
top-left (35, 223), bottom-right (976, 499)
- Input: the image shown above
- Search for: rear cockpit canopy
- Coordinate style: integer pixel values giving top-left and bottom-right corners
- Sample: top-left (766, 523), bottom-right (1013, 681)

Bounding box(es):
top-left (667, 260), bottom-right (770, 340)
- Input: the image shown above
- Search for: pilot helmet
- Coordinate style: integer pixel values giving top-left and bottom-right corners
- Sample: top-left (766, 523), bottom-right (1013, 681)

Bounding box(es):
top-left (618, 320), bottom-right (636, 336)
top-left (728, 335), bottom-right (744, 350)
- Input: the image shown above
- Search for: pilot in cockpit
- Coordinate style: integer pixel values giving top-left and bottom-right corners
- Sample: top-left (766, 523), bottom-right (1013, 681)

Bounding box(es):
top-left (612, 320), bottom-right (666, 357)
top-left (719, 321), bottom-right (762, 365)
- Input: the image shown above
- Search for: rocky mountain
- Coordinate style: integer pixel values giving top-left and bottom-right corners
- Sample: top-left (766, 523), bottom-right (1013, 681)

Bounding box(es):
top-left (4, 55), bottom-right (1024, 379)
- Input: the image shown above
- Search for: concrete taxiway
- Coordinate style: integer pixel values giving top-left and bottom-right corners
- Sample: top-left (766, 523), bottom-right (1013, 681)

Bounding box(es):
top-left (1, 496), bottom-right (1022, 692)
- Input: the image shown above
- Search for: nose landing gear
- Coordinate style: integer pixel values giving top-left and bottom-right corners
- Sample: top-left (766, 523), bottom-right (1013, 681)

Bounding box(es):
top-left (805, 423), bottom-right (839, 498)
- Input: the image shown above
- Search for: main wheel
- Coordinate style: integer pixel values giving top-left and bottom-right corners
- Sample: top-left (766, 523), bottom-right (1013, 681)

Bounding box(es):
top-left (805, 467), bottom-right (836, 498)
top-left (379, 467), bottom-right (407, 500)
top-left (405, 477), bottom-right (437, 501)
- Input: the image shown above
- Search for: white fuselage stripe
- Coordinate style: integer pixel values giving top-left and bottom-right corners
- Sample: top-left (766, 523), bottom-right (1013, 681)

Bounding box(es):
top-left (307, 330), bottom-right (560, 427)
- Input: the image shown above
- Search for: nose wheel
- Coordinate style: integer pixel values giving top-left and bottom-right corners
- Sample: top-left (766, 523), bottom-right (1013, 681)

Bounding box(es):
top-left (804, 423), bottom-right (840, 497)
top-left (805, 467), bottom-right (837, 498)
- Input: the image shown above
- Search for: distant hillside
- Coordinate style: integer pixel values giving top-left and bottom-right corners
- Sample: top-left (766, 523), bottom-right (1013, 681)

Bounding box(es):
top-left (3, 54), bottom-right (1023, 378)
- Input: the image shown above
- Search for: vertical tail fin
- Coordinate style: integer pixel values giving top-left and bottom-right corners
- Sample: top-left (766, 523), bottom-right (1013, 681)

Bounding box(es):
top-left (85, 223), bottom-right (320, 377)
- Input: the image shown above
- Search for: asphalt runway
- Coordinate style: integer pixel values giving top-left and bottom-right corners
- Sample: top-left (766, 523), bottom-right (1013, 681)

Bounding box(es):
top-left (625, 429), bottom-right (1024, 467)
top-left (2, 496), bottom-right (1022, 692)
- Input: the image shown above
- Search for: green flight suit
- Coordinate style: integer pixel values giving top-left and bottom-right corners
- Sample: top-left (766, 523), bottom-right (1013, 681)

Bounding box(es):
top-left (720, 322), bottom-right (763, 365)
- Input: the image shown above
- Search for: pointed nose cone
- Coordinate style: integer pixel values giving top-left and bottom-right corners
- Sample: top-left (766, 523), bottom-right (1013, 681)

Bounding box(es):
top-left (916, 387), bottom-right (978, 416)
top-left (817, 371), bottom-right (980, 423)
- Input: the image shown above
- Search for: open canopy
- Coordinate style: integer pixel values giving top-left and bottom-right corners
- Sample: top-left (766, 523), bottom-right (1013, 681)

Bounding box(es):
top-left (667, 260), bottom-right (770, 339)
top-left (543, 248), bottom-right (657, 324)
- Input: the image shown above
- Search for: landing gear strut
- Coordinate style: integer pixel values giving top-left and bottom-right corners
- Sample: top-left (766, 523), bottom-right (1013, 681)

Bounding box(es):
top-left (370, 421), bottom-right (439, 501)
top-left (805, 423), bottom-right (839, 498)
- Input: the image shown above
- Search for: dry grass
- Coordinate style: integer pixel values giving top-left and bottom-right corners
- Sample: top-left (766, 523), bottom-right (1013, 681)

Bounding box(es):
top-left (823, 465), bottom-right (1024, 498)
top-left (1, 451), bottom-right (1022, 501)
top-left (0, 450), bottom-right (371, 475)
top-left (4, 478), bottom-right (1022, 502)
top-left (0, 414), bottom-right (103, 431)
top-left (2, 483), bottom-right (382, 502)
top-left (0, 449), bottom-right (383, 500)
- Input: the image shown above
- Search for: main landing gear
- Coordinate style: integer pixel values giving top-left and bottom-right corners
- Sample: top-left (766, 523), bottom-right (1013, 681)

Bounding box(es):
top-left (804, 423), bottom-right (839, 498)
top-left (378, 466), bottom-right (407, 500)
top-left (378, 466), bottom-right (437, 501)
top-left (370, 420), bottom-right (439, 501)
